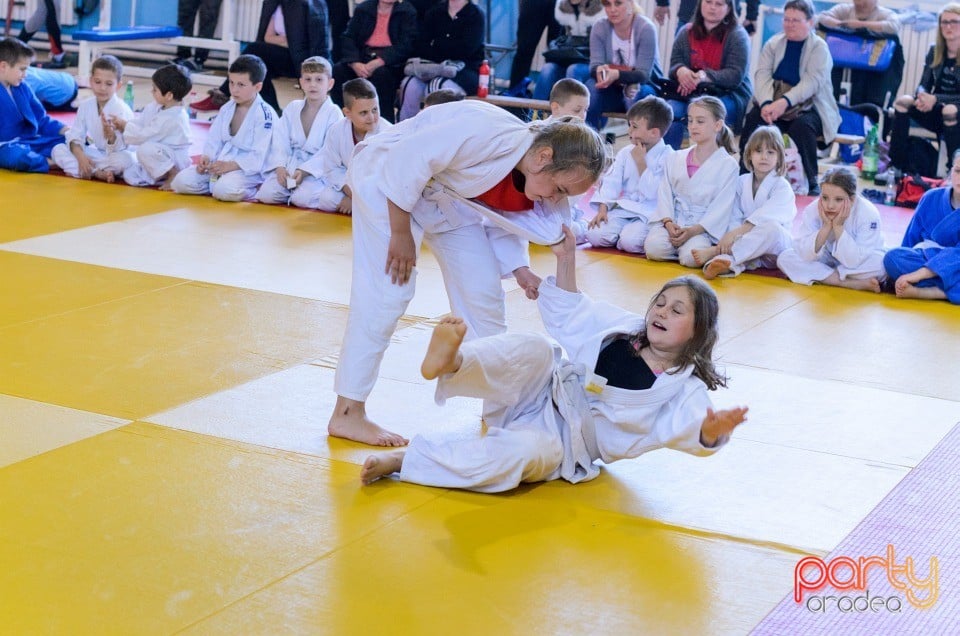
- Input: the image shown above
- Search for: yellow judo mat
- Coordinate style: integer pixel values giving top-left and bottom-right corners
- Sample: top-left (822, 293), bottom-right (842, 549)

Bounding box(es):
top-left (1, 170), bottom-right (958, 634)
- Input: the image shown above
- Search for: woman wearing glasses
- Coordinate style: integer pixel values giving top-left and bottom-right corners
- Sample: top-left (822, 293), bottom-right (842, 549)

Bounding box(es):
top-left (890, 4), bottom-right (960, 174)
top-left (738, 0), bottom-right (838, 196)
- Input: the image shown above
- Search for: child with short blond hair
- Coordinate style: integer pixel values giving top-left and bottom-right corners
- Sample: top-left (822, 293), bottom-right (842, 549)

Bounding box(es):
top-left (256, 56), bottom-right (343, 206)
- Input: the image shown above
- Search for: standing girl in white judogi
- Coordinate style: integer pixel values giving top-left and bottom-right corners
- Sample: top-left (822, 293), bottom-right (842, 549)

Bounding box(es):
top-left (644, 96), bottom-right (739, 267)
top-left (172, 55), bottom-right (277, 202)
top-left (777, 166), bottom-right (886, 292)
top-left (359, 227), bottom-right (748, 491)
top-left (52, 55), bottom-right (133, 182)
top-left (691, 125), bottom-right (795, 279)
top-left (255, 56), bottom-right (343, 206)
top-left (328, 101), bottom-right (608, 448)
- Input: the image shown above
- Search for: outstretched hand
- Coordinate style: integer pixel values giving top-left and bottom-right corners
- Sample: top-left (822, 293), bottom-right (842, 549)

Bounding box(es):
top-left (700, 406), bottom-right (749, 447)
top-left (550, 224), bottom-right (578, 258)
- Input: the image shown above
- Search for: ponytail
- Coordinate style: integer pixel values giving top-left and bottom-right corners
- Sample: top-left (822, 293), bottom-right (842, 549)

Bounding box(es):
top-left (717, 124), bottom-right (737, 156)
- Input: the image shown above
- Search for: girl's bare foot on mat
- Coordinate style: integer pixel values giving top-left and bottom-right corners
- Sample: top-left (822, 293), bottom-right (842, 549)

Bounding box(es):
top-left (421, 317), bottom-right (467, 380)
top-left (360, 451), bottom-right (405, 485)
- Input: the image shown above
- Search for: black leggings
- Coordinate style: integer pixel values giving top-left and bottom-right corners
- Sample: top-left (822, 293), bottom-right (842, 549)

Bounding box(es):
top-left (18, 0), bottom-right (62, 54)
top-left (175, 0), bottom-right (224, 63)
top-left (218, 42), bottom-right (296, 113)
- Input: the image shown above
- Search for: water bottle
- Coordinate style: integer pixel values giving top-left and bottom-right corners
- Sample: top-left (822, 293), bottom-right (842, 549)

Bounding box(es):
top-left (861, 124), bottom-right (879, 181)
top-left (885, 175), bottom-right (897, 206)
top-left (477, 60), bottom-right (490, 98)
top-left (124, 81), bottom-right (135, 110)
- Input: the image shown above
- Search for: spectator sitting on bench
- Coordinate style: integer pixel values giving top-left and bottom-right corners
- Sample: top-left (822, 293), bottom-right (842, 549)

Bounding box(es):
top-left (889, 4), bottom-right (960, 176)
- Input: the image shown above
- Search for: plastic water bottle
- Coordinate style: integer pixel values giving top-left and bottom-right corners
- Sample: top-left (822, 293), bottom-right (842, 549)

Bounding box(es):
top-left (861, 124), bottom-right (879, 181)
top-left (477, 60), bottom-right (490, 98)
top-left (885, 177), bottom-right (897, 206)
top-left (124, 81), bottom-right (135, 110)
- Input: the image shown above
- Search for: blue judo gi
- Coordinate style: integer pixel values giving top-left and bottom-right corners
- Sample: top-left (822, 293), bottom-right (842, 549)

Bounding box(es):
top-left (0, 80), bottom-right (66, 173)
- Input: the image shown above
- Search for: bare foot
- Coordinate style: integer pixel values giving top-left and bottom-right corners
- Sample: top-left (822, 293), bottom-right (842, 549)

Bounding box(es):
top-left (691, 246), bottom-right (719, 267)
top-left (834, 277), bottom-right (882, 293)
top-left (421, 317), bottom-right (467, 380)
top-left (703, 257), bottom-right (732, 280)
top-left (895, 282), bottom-right (947, 300)
top-left (328, 397), bottom-right (409, 447)
top-left (158, 179), bottom-right (175, 192)
top-left (92, 169), bottom-right (115, 183)
top-left (360, 451), bottom-right (405, 485)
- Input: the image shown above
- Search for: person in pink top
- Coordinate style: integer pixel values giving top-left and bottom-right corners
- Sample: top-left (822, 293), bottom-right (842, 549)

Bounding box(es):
top-left (331, 0), bottom-right (418, 122)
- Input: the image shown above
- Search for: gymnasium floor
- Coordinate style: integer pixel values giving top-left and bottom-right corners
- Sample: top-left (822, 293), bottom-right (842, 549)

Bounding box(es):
top-left (1, 84), bottom-right (958, 631)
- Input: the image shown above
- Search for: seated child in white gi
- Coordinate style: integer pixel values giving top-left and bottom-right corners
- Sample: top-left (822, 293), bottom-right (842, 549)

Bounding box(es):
top-left (294, 78), bottom-right (392, 214)
top-left (52, 55), bottom-right (133, 182)
top-left (545, 79), bottom-right (592, 243)
top-left (586, 95), bottom-right (673, 253)
top-left (171, 54), bottom-right (277, 201)
top-left (645, 96), bottom-right (738, 268)
top-left (110, 64), bottom-right (193, 189)
top-left (359, 225), bottom-right (748, 491)
top-left (256, 56), bottom-right (343, 206)
top-left (691, 126), bottom-right (795, 279)
top-left (777, 166), bottom-right (886, 292)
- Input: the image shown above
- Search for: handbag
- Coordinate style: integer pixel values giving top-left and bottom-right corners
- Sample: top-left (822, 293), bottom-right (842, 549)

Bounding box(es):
top-left (403, 58), bottom-right (465, 82)
top-left (772, 79), bottom-right (813, 122)
top-left (542, 34), bottom-right (590, 67)
top-left (895, 174), bottom-right (945, 208)
top-left (818, 27), bottom-right (897, 72)
top-left (653, 76), bottom-right (721, 102)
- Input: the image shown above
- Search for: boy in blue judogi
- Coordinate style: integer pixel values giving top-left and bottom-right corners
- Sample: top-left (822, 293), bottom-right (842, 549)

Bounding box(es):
top-left (0, 37), bottom-right (66, 173)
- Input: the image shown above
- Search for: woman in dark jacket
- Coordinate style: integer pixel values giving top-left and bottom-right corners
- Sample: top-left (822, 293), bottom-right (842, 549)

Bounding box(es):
top-left (332, 0), bottom-right (419, 122)
top-left (192, 0), bottom-right (331, 113)
top-left (396, 0), bottom-right (485, 121)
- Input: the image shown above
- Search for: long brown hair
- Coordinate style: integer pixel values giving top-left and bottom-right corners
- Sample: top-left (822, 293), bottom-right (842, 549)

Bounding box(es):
top-left (529, 117), bottom-right (611, 182)
top-left (691, 0), bottom-right (738, 41)
top-left (630, 276), bottom-right (727, 390)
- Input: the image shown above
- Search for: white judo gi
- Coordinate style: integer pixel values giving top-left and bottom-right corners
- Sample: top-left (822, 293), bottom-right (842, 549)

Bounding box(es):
top-left (707, 172), bottom-right (795, 276)
top-left (255, 97), bottom-right (343, 205)
top-left (777, 194), bottom-right (887, 284)
top-left (644, 146), bottom-right (739, 267)
top-left (171, 96), bottom-right (276, 201)
top-left (120, 103), bottom-right (192, 187)
top-left (400, 277), bottom-right (724, 492)
top-left (586, 139), bottom-right (671, 253)
top-left (336, 100), bottom-right (572, 402)
top-left (52, 94), bottom-right (134, 178)
top-left (293, 116), bottom-right (393, 211)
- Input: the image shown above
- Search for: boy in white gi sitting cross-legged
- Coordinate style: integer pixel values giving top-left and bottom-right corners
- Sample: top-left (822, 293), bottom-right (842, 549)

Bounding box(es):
top-left (171, 54), bottom-right (277, 201)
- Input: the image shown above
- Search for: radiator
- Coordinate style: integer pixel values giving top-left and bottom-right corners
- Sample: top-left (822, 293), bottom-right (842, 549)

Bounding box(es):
top-left (2, 0), bottom-right (78, 27)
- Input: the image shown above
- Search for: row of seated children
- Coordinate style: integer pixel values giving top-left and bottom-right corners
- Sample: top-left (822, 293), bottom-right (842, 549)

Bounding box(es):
top-left (0, 37), bottom-right (396, 213)
top-left (583, 90), bottom-right (889, 293)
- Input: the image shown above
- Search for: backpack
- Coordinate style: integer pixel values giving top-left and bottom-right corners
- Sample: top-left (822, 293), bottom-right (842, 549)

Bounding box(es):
top-left (836, 105), bottom-right (869, 164)
top-left (895, 174), bottom-right (945, 208)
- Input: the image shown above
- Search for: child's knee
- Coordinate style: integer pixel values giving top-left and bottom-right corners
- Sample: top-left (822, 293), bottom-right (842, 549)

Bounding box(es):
top-left (943, 104), bottom-right (958, 125)
top-left (893, 95), bottom-right (914, 113)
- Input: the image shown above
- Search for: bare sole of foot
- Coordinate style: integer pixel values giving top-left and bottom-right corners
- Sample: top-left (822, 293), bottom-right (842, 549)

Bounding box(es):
top-left (421, 317), bottom-right (467, 380)
top-left (360, 451), bottom-right (405, 485)
top-left (93, 169), bottom-right (115, 183)
top-left (328, 405), bottom-right (409, 447)
top-left (691, 247), bottom-right (718, 267)
top-left (896, 283), bottom-right (946, 300)
top-left (836, 277), bottom-right (882, 293)
top-left (703, 258), bottom-right (732, 280)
